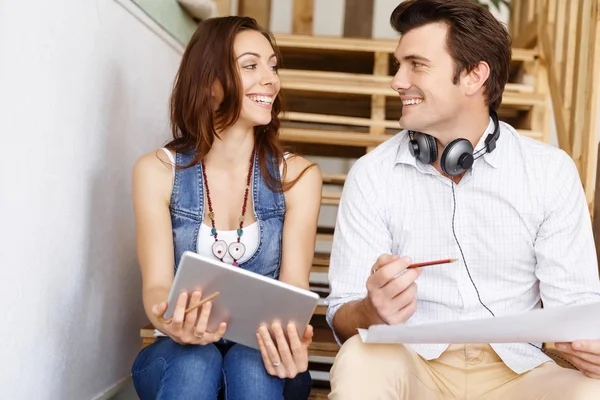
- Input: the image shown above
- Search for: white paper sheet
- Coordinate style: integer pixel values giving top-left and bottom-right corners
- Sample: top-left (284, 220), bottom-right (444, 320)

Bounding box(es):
top-left (358, 302), bottom-right (600, 344)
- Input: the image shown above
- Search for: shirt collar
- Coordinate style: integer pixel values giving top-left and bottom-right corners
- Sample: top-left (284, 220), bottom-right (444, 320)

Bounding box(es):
top-left (394, 117), bottom-right (501, 170)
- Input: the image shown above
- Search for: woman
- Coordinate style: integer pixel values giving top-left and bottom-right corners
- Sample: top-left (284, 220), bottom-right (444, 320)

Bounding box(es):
top-left (130, 16), bottom-right (322, 400)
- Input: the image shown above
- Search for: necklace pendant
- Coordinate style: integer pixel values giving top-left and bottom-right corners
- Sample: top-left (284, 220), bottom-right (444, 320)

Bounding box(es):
top-left (228, 241), bottom-right (246, 262)
top-left (232, 260), bottom-right (238, 267)
top-left (212, 240), bottom-right (228, 260)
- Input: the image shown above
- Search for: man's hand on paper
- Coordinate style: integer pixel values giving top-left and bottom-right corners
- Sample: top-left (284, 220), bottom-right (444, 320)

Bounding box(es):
top-left (555, 340), bottom-right (600, 379)
top-left (364, 254), bottom-right (422, 325)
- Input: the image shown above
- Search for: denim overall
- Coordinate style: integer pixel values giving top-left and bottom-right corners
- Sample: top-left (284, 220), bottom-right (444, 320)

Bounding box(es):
top-left (132, 151), bottom-right (312, 400)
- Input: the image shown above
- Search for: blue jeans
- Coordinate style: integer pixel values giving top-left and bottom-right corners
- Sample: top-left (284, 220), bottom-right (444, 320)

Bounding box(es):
top-left (132, 338), bottom-right (312, 400)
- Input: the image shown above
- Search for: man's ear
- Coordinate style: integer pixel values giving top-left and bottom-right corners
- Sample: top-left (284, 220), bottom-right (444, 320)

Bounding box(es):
top-left (463, 61), bottom-right (491, 96)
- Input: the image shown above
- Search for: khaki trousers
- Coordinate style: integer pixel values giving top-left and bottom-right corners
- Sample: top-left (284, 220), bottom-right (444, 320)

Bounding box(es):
top-left (329, 335), bottom-right (600, 400)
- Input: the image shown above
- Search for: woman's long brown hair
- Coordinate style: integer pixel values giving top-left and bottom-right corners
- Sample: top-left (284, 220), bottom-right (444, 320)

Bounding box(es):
top-left (166, 16), bottom-right (313, 192)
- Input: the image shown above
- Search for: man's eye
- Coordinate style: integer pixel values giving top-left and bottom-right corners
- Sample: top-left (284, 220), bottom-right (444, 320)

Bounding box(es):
top-left (413, 61), bottom-right (423, 68)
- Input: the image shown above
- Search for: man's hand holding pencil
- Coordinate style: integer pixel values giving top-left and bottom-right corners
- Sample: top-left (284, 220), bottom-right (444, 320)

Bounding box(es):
top-left (363, 255), bottom-right (456, 326)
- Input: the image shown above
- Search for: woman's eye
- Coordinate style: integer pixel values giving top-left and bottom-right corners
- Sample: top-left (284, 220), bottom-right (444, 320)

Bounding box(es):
top-left (243, 64), bottom-right (257, 70)
top-left (270, 65), bottom-right (279, 72)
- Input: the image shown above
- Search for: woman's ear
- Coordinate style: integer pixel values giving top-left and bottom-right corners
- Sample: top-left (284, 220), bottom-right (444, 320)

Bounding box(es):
top-left (211, 79), bottom-right (224, 110)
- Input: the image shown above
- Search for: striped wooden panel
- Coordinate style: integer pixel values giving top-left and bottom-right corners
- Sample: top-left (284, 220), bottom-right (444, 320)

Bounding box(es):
top-left (292, 0), bottom-right (314, 35)
top-left (343, 0), bottom-right (375, 38)
top-left (238, 0), bottom-right (271, 28)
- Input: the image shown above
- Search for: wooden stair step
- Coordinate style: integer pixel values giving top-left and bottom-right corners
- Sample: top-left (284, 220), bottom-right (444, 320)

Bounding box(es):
top-left (311, 252), bottom-right (332, 274)
top-left (281, 126), bottom-right (543, 147)
top-left (281, 127), bottom-right (390, 147)
top-left (322, 173), bottom-right (347, 186)
top-left (316, 227), bottom-right (334, 242)
top-left (282, 111), bottom-right (400, 129)
top-left (308, 387), bottom-right (330, 399)
top-left (322, 191), bottom-right (341, 206)
top-left (280, 70), bottom-right (544, 107)
top-left (280, 69), bottom-right (533, 94)
top-left (141, 323), bottom-right (339, 357)
top-left (274, 34), bottom-right (539, 63)
top-left (281, 112), bottom-right (544, 141)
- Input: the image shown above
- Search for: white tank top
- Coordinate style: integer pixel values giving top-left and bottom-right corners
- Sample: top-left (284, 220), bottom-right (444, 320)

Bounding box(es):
top-left (161, 148), bottom-right (287, 265)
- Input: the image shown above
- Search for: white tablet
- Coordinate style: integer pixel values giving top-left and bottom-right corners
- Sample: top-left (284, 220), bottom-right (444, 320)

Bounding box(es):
top-left (163, 251), bottom-right (320, 350)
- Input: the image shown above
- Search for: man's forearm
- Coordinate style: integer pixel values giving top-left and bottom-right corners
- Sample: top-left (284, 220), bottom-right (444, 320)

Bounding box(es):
top-left (332, 299), bottom-right (379, 343)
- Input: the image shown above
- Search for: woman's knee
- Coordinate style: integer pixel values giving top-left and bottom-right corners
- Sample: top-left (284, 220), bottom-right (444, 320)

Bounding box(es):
top-left (223, 344), bottom-right (285, 398)
top-left (169, 341), bottom-right (223, 373)
top-left (223, 344), bottom-right (268, 377)
top-left (132, 339), bottom-right (223, 399)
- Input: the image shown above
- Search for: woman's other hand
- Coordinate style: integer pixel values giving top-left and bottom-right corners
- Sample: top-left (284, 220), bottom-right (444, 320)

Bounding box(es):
top-left (256, 322), bottom-right (313, 378)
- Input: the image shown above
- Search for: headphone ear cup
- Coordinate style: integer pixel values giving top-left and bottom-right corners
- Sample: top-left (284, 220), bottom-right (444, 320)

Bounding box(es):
top-left (411, 133), bottom-right (437, 164)
top-left (441, 139), bottom-right (474, 176)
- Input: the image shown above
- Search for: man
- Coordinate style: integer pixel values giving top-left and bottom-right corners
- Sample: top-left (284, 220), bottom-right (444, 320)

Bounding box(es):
top-left (325, 0), bottom-right (600, 398)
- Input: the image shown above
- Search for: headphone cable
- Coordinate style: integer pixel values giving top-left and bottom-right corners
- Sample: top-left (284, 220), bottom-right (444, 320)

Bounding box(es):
top-left (450, 181), bottom-right (577, 369)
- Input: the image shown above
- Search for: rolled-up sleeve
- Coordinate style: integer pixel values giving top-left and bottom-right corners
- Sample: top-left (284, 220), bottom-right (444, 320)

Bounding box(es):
top-left (325, 162), bottom-right (393, 342)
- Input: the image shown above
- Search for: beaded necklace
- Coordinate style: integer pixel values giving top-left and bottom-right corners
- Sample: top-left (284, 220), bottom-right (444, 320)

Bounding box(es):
top-left (200, 150), bottom-right (254, 266)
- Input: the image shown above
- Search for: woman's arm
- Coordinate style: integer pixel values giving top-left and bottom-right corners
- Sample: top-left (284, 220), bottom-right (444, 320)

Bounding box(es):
top-left (132, 150), bottom-right (177, 327)
top-left (279, 156), bottom-right (322, 289)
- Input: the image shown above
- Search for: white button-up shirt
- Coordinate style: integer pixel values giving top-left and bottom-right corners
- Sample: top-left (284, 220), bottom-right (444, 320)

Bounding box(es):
top-left (326, 119), bottom-right (600, 373)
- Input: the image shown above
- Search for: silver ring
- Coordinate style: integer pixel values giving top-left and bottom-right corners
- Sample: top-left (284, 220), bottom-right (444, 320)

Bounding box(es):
top-left (194, 331), bottom-right (204, 339)
top-left (272, 361), bottom-right (281, 367)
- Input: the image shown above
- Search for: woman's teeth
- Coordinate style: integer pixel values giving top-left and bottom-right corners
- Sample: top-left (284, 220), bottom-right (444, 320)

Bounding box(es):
top-left (248, 95), bottom-right (273, 104)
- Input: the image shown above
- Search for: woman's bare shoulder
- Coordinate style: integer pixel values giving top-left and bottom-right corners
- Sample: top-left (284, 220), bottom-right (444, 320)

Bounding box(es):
top-left (283, 154), bottom-right (321, 184)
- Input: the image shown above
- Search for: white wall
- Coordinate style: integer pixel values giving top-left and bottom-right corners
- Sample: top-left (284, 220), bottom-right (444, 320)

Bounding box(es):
top-left (0, 0), bottom-right (182, 398)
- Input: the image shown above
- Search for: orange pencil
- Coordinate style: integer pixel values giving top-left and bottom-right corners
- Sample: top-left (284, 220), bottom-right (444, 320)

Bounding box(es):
top-left (407, 258), bottom-right (458, 268)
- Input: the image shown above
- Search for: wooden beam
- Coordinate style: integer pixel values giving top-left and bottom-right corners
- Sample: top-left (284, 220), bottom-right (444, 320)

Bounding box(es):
top-left (215, 0), bottom-right (231, 16)
top-left (537, 0), bottom-right (571, 155)
top-left (570, 0), bottom-right (592, 164)
top-left (370, 52), bottom-right (389, 139)
top-left (238, 0), bottom-right (271, 28)
top-left (582, 0), bottom-right (600, 209)
top-left (562, 0), bottom-right (580, 134)
top-left (509, 0), bottom-right (522, 38)
top-left (274, 34), bottom-right (539, 63)
top-left (292, 0), bottom-right (314, 35)
top-left (594, 143), bottom-right (600, 272)
top-left (513, 17), bottom-right (538, 49)
top-left (343, 0), bottom-right (374, 38)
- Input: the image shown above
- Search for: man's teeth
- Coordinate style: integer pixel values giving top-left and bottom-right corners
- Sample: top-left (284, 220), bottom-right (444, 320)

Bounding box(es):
top-left (402, 98), bottom-right (423, 106)
top-left (249, 95), bottom-right (273, 104)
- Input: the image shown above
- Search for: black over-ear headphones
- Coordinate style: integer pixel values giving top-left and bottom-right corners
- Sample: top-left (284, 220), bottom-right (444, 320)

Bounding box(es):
top-left (408, 111), bottom-right (500, 176)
